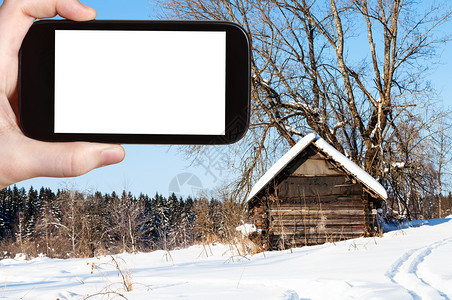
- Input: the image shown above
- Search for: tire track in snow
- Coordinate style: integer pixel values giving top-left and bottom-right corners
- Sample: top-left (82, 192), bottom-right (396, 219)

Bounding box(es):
top-left (385, 237), bottom-right (452, 300)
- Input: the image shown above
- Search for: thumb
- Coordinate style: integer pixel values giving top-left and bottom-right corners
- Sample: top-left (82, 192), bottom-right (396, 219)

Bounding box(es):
top-left (11, 135), bottom-right (125, 181)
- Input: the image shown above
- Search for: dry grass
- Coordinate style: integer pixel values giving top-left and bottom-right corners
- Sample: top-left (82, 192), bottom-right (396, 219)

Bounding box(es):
top-left (84, 255), bottom-right (147, 299)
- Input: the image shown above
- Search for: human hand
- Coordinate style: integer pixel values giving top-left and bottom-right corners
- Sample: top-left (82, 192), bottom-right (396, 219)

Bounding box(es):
top-left (0, 0), bottom-right (125, 189)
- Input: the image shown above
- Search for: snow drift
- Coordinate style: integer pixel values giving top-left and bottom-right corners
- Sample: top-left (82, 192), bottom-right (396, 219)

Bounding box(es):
top-left (1, 216), bottom-right (451, 299)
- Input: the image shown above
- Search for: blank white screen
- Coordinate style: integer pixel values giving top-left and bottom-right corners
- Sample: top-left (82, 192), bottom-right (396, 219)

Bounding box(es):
top-left (54, 30), bottom-right (226, 135)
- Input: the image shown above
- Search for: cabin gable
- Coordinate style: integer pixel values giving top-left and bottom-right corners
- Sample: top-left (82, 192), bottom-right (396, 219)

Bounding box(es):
top-left (292, 152), bottom-right (343, 177)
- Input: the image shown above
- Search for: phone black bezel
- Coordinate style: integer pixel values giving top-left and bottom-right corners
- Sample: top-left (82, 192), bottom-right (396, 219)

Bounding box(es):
top-left (19, 20), bottom-right (250, 144)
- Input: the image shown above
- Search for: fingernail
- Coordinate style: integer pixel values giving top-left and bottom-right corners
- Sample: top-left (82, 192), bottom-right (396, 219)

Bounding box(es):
top-left (101, 147), bottom-right (125, 166)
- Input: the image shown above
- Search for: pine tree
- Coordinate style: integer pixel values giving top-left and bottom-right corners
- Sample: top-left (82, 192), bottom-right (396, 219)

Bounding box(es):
top-left (24, 187), bottom-right (40, 240)
top-left (0, 187), bottom-right (10, 240)
top-left (35, 188), bottom-right (60, 256)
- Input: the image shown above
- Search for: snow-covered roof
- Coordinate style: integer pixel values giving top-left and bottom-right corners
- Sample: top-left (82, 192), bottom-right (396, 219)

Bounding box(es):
top-left (246, 133), bottom-right (316, 203)
top-left (246, 133), bottom-right (388, 202)
top-left (314, 137), bottom-right (388, 200)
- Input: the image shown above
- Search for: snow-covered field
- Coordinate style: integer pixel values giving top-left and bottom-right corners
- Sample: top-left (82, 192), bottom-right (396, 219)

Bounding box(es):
top-left (1, 217), bottom-right (452, 300)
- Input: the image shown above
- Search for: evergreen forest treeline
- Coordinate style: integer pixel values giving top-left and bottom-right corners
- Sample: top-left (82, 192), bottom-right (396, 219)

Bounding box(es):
top-left (2, 185), bottom-right (451, 259)
top-left (0, 186), bottom-right (241, 259)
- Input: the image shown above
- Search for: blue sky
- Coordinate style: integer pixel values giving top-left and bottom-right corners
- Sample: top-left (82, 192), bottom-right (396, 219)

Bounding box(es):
top-left (3, 0), bottom-right (452, 197)
top-left (2, 0), bottom-right (221, 198)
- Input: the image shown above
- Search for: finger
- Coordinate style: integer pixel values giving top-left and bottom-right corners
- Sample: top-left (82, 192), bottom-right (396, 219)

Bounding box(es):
top-left (6, 134), bottom-right (125, 183)
top-left (0, 0), bottom-right (96, 60)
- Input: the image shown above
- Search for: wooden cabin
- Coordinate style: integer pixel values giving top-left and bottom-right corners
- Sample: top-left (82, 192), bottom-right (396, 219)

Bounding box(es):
top-left (247, 133), bottom-right (387, 250)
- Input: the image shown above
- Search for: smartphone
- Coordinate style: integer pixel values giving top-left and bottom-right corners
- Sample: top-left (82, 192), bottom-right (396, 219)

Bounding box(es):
top-left (19, 20), bottom-right (250, 144)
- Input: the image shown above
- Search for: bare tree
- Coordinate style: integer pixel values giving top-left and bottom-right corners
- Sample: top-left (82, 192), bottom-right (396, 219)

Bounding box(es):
top-left (430, 111), bottom-right (452, 217)
top-left (158, 0), bottom-right (452, 214)
top-left (55, 189), bottom-right (85, 256)
top-left (109, 191), bottom-right (146, 253)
